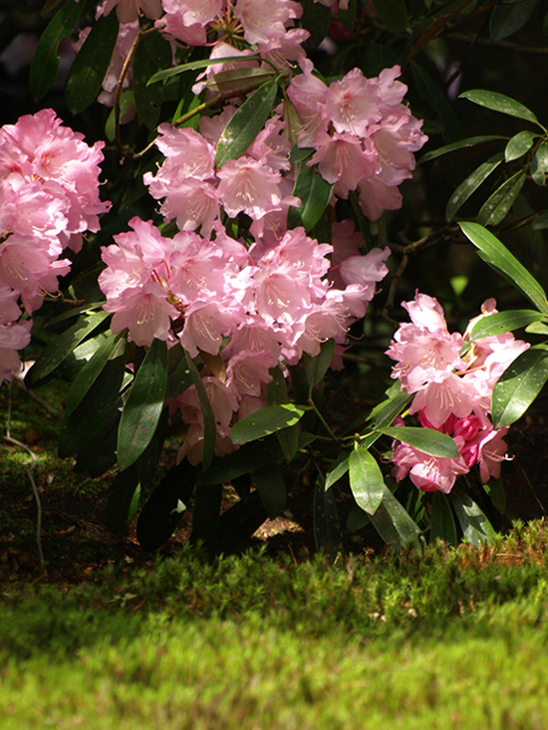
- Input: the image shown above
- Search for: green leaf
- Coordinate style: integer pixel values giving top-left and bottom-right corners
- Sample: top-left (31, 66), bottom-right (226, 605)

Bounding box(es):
top-left (372, 0), bottom-right (408, 33)
top-left (65, 11), bottom-right (119, 114)
top-left (365, 390), bottom-right (414, 430)
top-left (104, 465), bottom-right (141, 535)
top-left (205, 67), bottom-right (275, 92)
top-left (380, 427), bottom-right (460, 458)
top-left (185, 351), bottom-right (216, 472)
top-left (58, 354), bottom-right (126, 458)
top-left (25, 311), bottom-right (110, 387)
top-left (147, 54), bottom-right (261, 86)
top-left (419, 136), bottom-right (507, 164)
top-left (430, 492), bottom-right (458, 547)
top-left (526, 322), bottom-right (548, 335)
top-left (492, 344), bottom-right (548, 427)
top-left (449, 489), bottom-right (497, 547)
top-left (117, 339), bottom-right (168, 472)
top-left (313, 473), bottom-right (342, 560)
top-left (254, 464), bottom-right (287, 519)
top-left (265, 365), bottom-right (299, 462)
top-left (411, 62), bottom-right (463, 143)
top-left (231, 404), bottom-right (306, 445)
top-left (349, 447), bottom-right (385, 515)
top-left (505, 130), bottom-right (537, 162)
top-left (459, 89), bottom-right (540, 127)
top-left (531, 142), bottom-right (548, 186)
top-left (532, 211), bottom-right (548, 229)
top-left (65, 331), bottom-right (124, 416)
top-left (445, 153), bottom-right (504, 221)
top-left (133, 35), bottom-right (166, 130)
top-left (29, 0), bottom-right (88, 101)
top-left (215, 77), bottom-right (279, 168)
top-left (200, 436), bottom-right (283, 486)
top-left (304, 339), bottom-right (336, 389)
top-left (166, 346), bottom-right (193, 398)
top-left (459, 222), bottom-right (548, 315)
top-left (368, 483), bottom-right (421, 550)
top-left (287, 164), bottom-right (334, 232)
top-left (477, 169), bottom-right (526, 227)
top-left (325, 451), bottom-right (351, 490)
top-left (300, 0), bottom-right (332, 49)
top-left (469, 310), bottom-right (544, 341)
top-left (514, 194), bottom-right (544, 273)
top-left (483, 476), bottom-right (506, 514)
top-left (105, 90), bottom-right (134, 141)
top-left (489, 0), bottom-right (538, 43)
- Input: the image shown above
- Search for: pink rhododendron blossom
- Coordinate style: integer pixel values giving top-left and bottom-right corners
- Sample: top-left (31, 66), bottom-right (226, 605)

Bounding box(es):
top-left (103, 0), bottom-right (162, 23)
top-left (233, 0), bottom-right (303, 46)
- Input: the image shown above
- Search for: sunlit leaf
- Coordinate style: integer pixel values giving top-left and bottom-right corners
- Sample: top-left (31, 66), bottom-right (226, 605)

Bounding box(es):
top-left (505, 130), bottom-right (537, 162)
top-left (449, 489), bottom-right (497, 547)
top-left (445, 153), bottom-right (504, 221)
top-left (380, 427), bottom-right (459, 457)
top-left (531, 142), bottom-right (548, 186)
top-left (420, 135), bottom-right (506, 164)
top-left (469, 310), bottom-right (544, 341)
top-left (231, 404), bottom-right (306, 445)
top-left (459, 89), bottom-right (540, 126)
top-left (368, 483), bottom-right (421, 550)
top-left (460, 222), bottom-right (548, 315)
top-left (349, 447), bottom-right (385, 515)
top-left (477, 169), bottom-right (526, 226)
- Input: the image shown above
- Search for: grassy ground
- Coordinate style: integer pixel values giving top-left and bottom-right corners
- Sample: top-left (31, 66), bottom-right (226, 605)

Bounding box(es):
top-left (3, 381), bottom-right (548, 728)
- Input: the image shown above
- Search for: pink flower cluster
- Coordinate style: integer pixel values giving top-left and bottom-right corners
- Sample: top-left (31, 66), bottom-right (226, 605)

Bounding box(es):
top-left (386, 293), bottom-right (529, 493)
top-left (288, 62), bottom-right (428, 221)
top-left (98, 217), bottom-right (390, 463)
top-left (0, 109), bottom-right (110, 385)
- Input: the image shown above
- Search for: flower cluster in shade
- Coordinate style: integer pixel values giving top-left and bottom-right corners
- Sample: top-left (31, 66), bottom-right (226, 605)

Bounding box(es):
top-left (0, 109), bottom-right (110, 385)
top-left (386, 293), bottom-right (529, 494)
top-left (99, 216), bottom-right (390, 464)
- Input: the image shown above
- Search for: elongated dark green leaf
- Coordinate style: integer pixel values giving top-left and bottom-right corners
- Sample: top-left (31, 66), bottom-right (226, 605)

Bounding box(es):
top-left (478, 169), bottom-right (526, 227)
top-left (231, 404), bottom-right (306, 445)
top-left (532, 211), bottom-right (548, 229)
top-left (514, 194), bottom-right (544, 273)
top-left (148, 54), bottom-right (261, 85)
top-left (105, 90), bottom-right (134, 141)
top-left (29, 0), bottom-right (87, 101)
top-left (505, 130), bottom-right (537, 162)
top-left (200, 435), bottom-right (283, 486)
top-left (304, 339), bottom-right (336, 389)
top-left (380, 427), bottom-right (459, 457)
top-left (365, 390), bottom-right (413, 430)
top-left (167, 346), bottom-right (193, 398)
top-left (531, 142), bottom-right (548, 186)
top-left (368, 483), bottom-right (421, 550)
top-left (469, 310), bottom-right (544, 341)
top-left (254, 464), bottom-right (287, 519)
top-left (184, 350), bottom-right (216, 472)
top-left (65, 332), bottom-right (124, 416)
top-left (58, 354), bottom-right (126, 458)
top-left (459, 89), bottom-right (540, 126)
top-left (300, 0), bottom-right (332, 49)
top-left (372, 0), bottom-right (408, 33)
top-left (430, 492), bottom-right (458, 546)
top-left (104, 465), bottom-right (141, 535)
top-left (287, 163), bottom-right (334, 232)
top-left (449, 489), bottom-right (497, 547)
top-left (133, 36), bottom-right (165, 130)
top-left (445, 153), bottom-right (504, 221)
top-left (313, 473), bottom-right (342, 560)
top-left (265, 365), bottom-right (299, 462)
top-left (325, 451), bottom-right (351, 490)
top-left (65, 11), bottom-right (119, 114)
top-left (412, 62), bottom-right (463, 143)
top-left (460, 222), bottom-right (548, 315)
top-left (215, 78), bottom-right (279, 168)
top-left (482, 476), bottom-right (506, 514)
top-left (26, 311), bottom-right (110, 387)
top-left (349, 447), bottom-right (385, 515)
top-left (489, 0), bottom-right (538, 42)
top-left (117, 339), bottom-right (168, 472)
top-left (205, 67), bottom-right (275, 92)
top-left (492, 344), bottom-right (548, 427)
top-left (420, 135), bottom-right (506, 164)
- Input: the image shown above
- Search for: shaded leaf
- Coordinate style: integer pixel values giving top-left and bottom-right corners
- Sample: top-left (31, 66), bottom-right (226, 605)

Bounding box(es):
top-left (117, 339), bottom-right (168, 472)
top-left (104, 465), bottom-right (141, 535)
top-left (231, 404), bottom-right (306, 445)
top-left (514, 194), bottom-right (544, 272)
top-left (200, 435), bottom-right (283, 486)
top-left (477, 169), bottom-right (526, 227)
top-left (505, 130), bottom-right (537, 162)
top-left (349, 447), bottom-right (385, 515)
top-left (460, 222), bottom-right (548, 315)
top-left (445, 152), bottom-right (504, 221)
top-left (469, 310), bottom-right (544, 341)
top-left (314, 473), bottom-right (342, 561)
top-left (148, 54), bottom-right (261, 85)
top-left (65, 331), bottom-right (124, 416)
top-left (430, 492), bottom-right (458, 547)
top-left (287, 163), bottom-right (334, 232)
top-left (459, 89), bottom-right (540, 127)
top-left (412, 62), bottom-right (463, 142)
top-left (449, 489), bottom-right (497, 547)
top-left (304, 339), bottom-right (336, 389)
top-left (254, 464), bottom-right (287, 519)
top-left (368, 483), bottom-right (421, 550)
top-left (483, 476), bottom-right (506, 514)
top-left (489, 0), bottom-right (538, 42)
top-left (205, 67), bottom-right (275, 92)
top-left (492, 344), bottom-right (548, 427)
top-left (65, 11), bottom-right (119, 114)
top-left (420, 135), bottom-right (506, 164)
top-left (185, 350), bottom-right (216, 472)
top-left (531, 142), bottom-right (548, 186)
top-left (380, 427), bottom-right (459, 457)
top-left (215, 77), bottom-right (279, 168)
top-left (26, 311), bottom-right (110, 387)
top-left (372, 0), bottom-right (408, 33)
top-left (133, 36), bottom-right (165, 130)
top-left (300, 0), bottom-right (332, 49)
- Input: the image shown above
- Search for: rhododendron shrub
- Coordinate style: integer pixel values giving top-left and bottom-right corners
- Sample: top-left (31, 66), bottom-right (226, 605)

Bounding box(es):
top-left (9, 0), bottom-right (548, 558)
